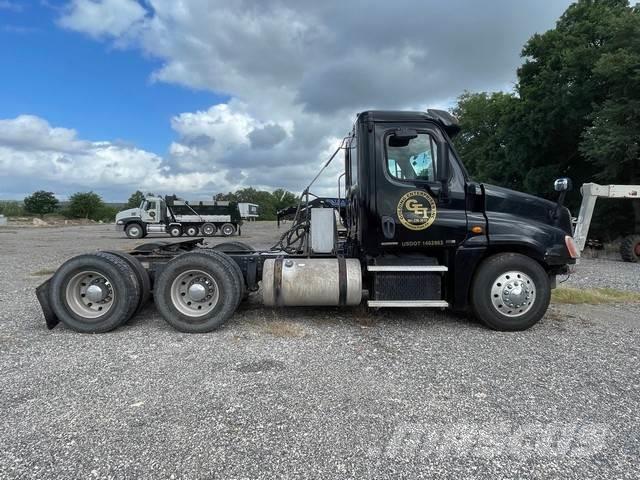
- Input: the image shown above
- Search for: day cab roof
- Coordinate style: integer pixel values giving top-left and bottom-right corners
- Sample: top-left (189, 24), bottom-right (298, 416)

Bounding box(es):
top-left (356, 109), bottom-right (461, 137)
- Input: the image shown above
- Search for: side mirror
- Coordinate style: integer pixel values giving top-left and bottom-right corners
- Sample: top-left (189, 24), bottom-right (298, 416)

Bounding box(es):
top-left (554, 177), bottom-right (572, 192)
top-left (438, 144), bottom-right (450, 201)
top-left (554, 177), bottom-right (572, 207)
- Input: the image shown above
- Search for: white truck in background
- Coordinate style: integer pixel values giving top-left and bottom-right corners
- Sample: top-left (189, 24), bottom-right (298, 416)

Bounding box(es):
top-left (115, 195), bottom-right (242, 239)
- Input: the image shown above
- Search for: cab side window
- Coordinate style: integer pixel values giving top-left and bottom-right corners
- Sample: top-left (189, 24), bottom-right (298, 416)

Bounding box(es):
top-left (386, 132), bottom-right (437, 182)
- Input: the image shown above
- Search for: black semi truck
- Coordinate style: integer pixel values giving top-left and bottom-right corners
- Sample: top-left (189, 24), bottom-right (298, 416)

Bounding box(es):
top-left (36, 110), bottom-right (578, 333)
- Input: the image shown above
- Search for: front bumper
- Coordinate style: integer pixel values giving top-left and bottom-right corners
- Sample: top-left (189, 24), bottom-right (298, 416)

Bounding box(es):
top-left (115, 223), bottom-right (125, 232)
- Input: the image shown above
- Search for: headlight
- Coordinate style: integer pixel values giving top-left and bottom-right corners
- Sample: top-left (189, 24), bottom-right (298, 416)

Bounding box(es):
top-left (116, 220), bottom-right (124, 225)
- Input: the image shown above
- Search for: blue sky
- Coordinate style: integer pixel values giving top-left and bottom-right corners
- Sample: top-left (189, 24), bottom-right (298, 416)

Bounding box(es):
top-left (0, 0), bottom-right (224, 155)
top-left (0, 0), bottom-right (572, 201)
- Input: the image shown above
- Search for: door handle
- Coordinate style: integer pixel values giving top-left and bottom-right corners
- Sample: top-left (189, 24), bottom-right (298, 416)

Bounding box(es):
top-left (381, 216), bottom-right (395, 239)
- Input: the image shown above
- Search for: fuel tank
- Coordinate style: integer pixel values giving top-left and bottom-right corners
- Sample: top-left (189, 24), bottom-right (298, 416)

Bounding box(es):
top-left (262, 258), bottom-right (362, 306)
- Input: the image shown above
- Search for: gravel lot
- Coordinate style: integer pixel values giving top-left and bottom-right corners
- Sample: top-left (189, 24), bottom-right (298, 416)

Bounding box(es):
top-left (1, 222), bottom-right (639, 479)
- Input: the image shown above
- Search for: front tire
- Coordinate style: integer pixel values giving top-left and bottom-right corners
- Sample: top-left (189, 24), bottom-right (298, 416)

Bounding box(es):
top-left (154, 252), bottom-right (241, 332)
top-left (471, 253), bottom-right (550, 331)
top-left (125, 223), bottom-right (144, 239)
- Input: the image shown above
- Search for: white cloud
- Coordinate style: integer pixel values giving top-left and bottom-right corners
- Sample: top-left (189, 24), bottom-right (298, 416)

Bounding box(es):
top-left (0, 111), bottom-right (340, 199)
top-left (2, 0), bottom-right (574, 199)
top-left (58, 0), bottom-right (146, 38)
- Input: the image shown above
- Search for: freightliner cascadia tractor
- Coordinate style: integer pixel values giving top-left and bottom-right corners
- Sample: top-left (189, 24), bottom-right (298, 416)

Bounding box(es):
top-left (36, 110), bottom-right (578, 333)
top-left (115, 195), bottom-right (242, 239)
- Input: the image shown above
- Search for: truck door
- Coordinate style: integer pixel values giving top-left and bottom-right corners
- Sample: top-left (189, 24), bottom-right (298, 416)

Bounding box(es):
top-left (141, 199), bottom-right (159, 224)
top-left (374, 123), bottom-right (468, 250)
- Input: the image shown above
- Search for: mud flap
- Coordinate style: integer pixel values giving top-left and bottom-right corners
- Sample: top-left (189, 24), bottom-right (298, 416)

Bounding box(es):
top-left (36, 278), bottom-right (59, 330)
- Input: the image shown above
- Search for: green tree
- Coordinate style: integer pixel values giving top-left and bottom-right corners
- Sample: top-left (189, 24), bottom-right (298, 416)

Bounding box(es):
top-left (452, 0), bottom-right (639, 237)
top-left (126, 190), bottom-right (145, 209)
top-left (452, 91), bottom-right (519, 188)
top-left (66, 191), bottom-right (105, 220)
top-left (513, 0), bottom-right (632, 196)
top-left (0, 201), bottom-right (24, 217)
top-left (580, 5), bottom-right (640, 232)
top-left (23, 190), bottom-right (59, 217)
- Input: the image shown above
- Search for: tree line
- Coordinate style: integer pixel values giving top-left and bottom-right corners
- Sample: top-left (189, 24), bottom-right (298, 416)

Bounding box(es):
top-left (0, 191), bottom-right (120, 222)
top-left (452, 0), bottom-right (640, 239)
top-left (0, 188), bottom-right (299, 222)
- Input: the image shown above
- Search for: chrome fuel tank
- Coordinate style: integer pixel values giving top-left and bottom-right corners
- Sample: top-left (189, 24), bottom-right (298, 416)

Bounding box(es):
top-left (262, 258), bottom-right (362, 306)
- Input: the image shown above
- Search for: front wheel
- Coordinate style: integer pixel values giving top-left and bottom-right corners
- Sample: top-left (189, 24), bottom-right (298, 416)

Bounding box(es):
top-left (470, 253), bottom-right (550, 331)
top-left (125, 223), bottom-right (144, 239)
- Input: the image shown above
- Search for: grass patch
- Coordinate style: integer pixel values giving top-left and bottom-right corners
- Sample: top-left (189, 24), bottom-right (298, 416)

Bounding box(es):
top-left (31, 268), bottom-right (56, 277)
top-left (552, 287), bottom-right (640, 304)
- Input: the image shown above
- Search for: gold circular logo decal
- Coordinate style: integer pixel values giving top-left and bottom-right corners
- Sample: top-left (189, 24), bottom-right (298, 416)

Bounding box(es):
top-left (396, 190), bottom-right (437, 231)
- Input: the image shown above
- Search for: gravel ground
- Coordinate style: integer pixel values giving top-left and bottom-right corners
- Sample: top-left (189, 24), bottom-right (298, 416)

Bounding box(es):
top-left (0, 223), bottom-right (639, 479)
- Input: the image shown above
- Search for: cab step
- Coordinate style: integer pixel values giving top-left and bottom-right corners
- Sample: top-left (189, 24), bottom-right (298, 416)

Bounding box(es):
top-left (367, 265), bottom-right (447, 272)
top-left (367, 300), bottom-right (449, 308)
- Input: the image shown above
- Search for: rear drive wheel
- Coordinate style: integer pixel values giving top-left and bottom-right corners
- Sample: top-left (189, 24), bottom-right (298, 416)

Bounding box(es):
top-left (48, 252), bottom-right (140, 333)
top-left (125, 223), bottom-right (144, 239)
top-left (471, 253), bottom-right (550, 331)
top-left (620, 235), bottom-right (640, 263)
top-left (102, 250), bottom-right (151, 315)
top-left (168, 225), bottom-right (183, 237)
top-left (202, 223), bottom-right (217, 236)
top-left (154, 252), bottom-right (241, 332)
top-left (220, 223), bottom-right (236, 236)
top-left (200, 249), bottom-right (246, 304)
top-left (185, 225), bottom-right (199, 237)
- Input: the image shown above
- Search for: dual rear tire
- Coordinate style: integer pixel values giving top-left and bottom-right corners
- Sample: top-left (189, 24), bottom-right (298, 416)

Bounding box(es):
top-left (154, 251), bottom-right (244, 332)
top-left (48, 251), bottom-right (151, 333)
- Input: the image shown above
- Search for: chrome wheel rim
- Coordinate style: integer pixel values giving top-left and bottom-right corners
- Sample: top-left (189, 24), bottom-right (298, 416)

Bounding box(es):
top-left (128, 226), bottom-right (140, 237)
top-left (222, 225), bottom-right (234, 235)
top-left (203, 225), bottom-right (215, 235)
top-left (65, 270), bottom-right (115, 319)
top-left (490, 270), bottom-right (536, 317)
top-left (170, 269), bottom-right (219, 317)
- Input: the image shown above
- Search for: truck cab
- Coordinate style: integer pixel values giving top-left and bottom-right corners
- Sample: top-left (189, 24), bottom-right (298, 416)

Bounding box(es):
top-left (344, 110), bottom-right (576, 328)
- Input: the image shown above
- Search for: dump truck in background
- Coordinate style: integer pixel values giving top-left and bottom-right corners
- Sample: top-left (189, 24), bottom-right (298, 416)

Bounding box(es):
top-left (115, 195), bottom-right (242, 238)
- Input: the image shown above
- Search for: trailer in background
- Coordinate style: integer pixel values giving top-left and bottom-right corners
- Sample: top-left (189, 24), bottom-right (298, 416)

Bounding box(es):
top-left (572, 182), bottom-right (640, 262)
top-left (238, 202), bottom-right (259, 220)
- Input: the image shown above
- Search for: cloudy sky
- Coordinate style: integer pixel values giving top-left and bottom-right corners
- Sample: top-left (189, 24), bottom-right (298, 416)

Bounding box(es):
top-left (0, 0), bottom-right (572, 201)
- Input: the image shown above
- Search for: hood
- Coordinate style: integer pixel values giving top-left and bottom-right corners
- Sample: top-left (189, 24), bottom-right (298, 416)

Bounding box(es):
top-left (483, 184), bottom-right (572, 234)
top-left (115, 207), bottom-right (141, 222)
